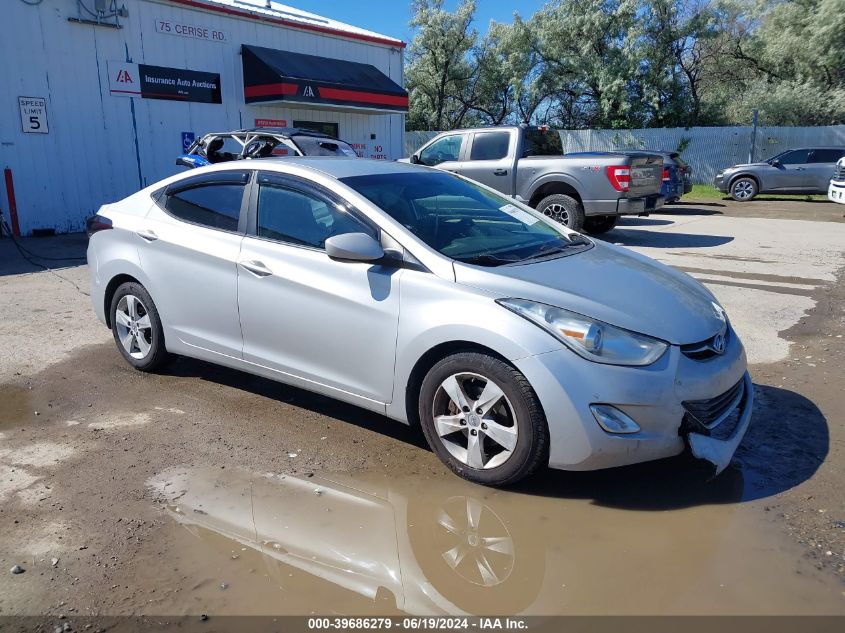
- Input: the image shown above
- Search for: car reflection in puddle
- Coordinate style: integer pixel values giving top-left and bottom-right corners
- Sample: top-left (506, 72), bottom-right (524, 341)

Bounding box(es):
top-left (146, 466), bottom-right (842, 616)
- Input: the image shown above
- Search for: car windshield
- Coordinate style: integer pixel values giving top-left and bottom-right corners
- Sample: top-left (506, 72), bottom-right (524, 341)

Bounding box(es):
top-left (340, 171), bottom-right (590, 266)
top-left (292, 135), bottom-right (358, 157)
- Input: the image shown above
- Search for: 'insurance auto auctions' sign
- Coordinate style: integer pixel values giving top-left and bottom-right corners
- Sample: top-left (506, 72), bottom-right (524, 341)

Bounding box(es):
top-left (140, 64), bottom-right (222, 103)
top-left (108, 61), bottom-right (222, 104)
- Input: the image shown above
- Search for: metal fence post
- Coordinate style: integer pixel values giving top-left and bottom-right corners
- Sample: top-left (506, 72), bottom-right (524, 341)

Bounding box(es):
top-left (748, 109), bottom-right (759, 163)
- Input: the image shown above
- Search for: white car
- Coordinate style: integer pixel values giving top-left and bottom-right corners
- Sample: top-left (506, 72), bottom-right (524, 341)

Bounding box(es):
top-left (829, 157), bottom-right (845, 204)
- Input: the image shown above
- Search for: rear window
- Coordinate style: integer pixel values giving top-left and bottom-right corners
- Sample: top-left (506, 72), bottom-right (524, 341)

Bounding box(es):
top-left (292, 135), bottom-right (358, 157)
top-left (522, 128), bottom-right (563, 157)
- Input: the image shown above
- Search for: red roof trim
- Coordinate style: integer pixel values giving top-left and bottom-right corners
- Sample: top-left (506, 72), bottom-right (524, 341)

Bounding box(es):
top-left (165, 0), bottom-right (406, 49)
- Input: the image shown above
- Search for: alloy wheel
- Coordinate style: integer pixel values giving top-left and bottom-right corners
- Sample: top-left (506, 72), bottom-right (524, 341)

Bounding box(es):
top-left (431, 372), bottom-right (519, 470)
top-left (733, 180), bottom-right (754, 200)
top-left (542, 203), bottom-right (570, 226)
top-left (114, 294), bottom-right (153, 360)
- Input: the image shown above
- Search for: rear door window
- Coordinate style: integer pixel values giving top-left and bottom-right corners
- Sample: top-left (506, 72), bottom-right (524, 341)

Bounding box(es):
top-left (469, 131), bottom-right (511, 161)
top-left (163, 172), bottom-right (249, 232)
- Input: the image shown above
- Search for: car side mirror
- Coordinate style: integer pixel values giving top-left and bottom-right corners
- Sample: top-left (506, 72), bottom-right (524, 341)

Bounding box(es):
top-left (410, 153), bottom-right (420, 164)
top-left (325, 233), bottom-right (385, 263)
top-left (771, 159), bottom-right (781, 167)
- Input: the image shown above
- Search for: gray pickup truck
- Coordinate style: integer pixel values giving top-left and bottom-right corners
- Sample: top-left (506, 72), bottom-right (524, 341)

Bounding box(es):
top-left (405, 125), bottom-right (664, 233)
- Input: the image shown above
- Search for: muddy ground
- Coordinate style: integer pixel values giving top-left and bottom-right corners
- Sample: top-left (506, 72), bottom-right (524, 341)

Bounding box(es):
top-left (1, 197), bottom-right (844, 624)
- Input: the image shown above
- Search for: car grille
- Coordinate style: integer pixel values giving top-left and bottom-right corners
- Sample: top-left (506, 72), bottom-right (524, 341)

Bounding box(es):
top-left (682, 378), bottom-right (745, 433)
top-left (680, 327), bottom-right (730, 360)
top-left (834, 163), bottom-right (845, 181)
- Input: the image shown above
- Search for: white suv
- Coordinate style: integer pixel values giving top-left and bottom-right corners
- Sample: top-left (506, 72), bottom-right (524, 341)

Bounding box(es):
top-left (829, 157), bottom-right (845, 204)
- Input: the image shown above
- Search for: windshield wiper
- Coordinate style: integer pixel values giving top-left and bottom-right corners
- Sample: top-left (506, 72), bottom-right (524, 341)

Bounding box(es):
top-left (520, 238), bottom-right (588, 262)
top-left (457, 254), bottom-right (519, 267)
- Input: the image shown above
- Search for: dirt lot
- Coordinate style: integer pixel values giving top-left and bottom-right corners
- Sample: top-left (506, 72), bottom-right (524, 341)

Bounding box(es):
top-left (1, 196), bottom-right (844, 623)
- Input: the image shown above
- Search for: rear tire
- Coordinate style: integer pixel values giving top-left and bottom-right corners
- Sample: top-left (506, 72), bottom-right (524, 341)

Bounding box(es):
top-left (418, 352), bottom-right (548, 486)
top-left (535, 194), bottom-right (585, 232)
top-left (583, 215), bottom-right (618, 234)
top-left (110, 282), bottom-right (170, 372)
top-left (730, 177), bottom-right (758, 201)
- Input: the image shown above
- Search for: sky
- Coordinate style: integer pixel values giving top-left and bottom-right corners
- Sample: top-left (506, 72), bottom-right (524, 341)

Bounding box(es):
top-left (287, 0), bottom-right (547, 43)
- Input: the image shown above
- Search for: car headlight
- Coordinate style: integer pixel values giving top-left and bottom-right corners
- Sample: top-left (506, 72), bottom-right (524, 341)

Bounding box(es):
top-left (498, 298), bottom-right (668, 366)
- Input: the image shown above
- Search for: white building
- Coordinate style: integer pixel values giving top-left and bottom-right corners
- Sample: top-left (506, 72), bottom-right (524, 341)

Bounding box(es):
top-left (1, 0), bottom-right (407, 235)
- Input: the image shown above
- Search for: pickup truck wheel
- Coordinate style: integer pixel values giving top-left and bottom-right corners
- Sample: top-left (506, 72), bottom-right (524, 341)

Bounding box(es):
top-left (583, 215), bottom-right (618, 234)
top-left (730, 177), bottom-right (758, 201)
top-left (536, 194), bottom-right (585, 232)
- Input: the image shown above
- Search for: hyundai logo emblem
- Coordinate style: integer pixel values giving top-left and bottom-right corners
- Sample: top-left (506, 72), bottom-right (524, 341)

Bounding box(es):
top-left (711, 333), bottom-right (726, 354)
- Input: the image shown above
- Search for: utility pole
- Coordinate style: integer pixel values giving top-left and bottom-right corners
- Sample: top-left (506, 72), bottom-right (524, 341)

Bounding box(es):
top-left (748, 109), bottom-right (759, 163)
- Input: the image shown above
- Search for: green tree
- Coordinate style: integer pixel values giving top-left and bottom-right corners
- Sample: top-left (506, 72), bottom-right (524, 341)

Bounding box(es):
top-left (405, 0), bottom-right (479, 130)
top-left (701, 0), bottom-right (845, 125)
top-left (404, 0), bottom-right (845, 130)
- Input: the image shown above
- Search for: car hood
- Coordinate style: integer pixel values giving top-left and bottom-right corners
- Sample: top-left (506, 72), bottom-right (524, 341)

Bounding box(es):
top-left (723, 162), bottom-right (769, 170)
top-left (453, 241), bottom-right (725, 345)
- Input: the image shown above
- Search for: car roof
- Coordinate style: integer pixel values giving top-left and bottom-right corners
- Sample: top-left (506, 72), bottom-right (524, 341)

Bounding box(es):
top-left (231, 156), bottom-right (429, 179)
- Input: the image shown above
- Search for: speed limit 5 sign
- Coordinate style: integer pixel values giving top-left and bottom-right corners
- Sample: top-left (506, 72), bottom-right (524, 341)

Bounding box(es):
top-left (19, 96), bottom-right (49, 134)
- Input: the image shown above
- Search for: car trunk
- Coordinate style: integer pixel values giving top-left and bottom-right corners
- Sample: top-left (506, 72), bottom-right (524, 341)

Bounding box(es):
top-left (627, 154), bottom-right (663, 196)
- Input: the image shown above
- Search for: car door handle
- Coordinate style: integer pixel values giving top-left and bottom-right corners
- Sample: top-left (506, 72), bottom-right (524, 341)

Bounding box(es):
top-left (135, 229), bottom-right (158, 242)
top-left (239, 260), bottom-right (273, 277)
top-left (493, 169), bottom-right (508, 176)
top-left (796, 167), bottom-right (805, 171)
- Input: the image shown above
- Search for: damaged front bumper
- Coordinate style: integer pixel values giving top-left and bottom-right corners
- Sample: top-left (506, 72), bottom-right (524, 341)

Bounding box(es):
top-left (687, 371), bottom-right (754, 474)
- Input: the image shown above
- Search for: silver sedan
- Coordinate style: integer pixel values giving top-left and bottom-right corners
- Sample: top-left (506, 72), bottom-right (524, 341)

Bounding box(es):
top-left (87, 158), bottom-right (752, 485)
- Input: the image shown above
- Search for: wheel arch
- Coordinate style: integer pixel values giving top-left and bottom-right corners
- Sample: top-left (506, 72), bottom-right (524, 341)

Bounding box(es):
top-left (403, 341), bottom-right (523, 428)
top-left (728, 172), bottom-right (760, 191)
top-left (103, 273), bottom-right (143, 328)
top-left (528, 178), bottom-right (583, 208)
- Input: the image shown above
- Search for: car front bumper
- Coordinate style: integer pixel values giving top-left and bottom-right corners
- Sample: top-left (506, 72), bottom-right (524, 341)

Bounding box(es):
top-left (713, 173), bottom-right (730, 192)
top-left (514, 328), bottom-right (750, 472)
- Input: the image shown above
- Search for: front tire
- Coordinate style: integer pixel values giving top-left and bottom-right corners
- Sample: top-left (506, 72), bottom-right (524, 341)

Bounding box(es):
top-left (110, 282), bottom-right (170, 372)
top-left (583, 215), bottom-right (618, 234)
top-left (418, 352), bottom-right (548, 486)
top-left (730, 177), bottom-right (758, 201)
top-left (535, 193), bottom-right (585, 232)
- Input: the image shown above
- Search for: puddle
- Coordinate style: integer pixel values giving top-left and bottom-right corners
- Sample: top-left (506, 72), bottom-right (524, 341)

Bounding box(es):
top-left (0, 385), bottom-right (36, 430)
top-left (145, 466), bottom-right (845, 616)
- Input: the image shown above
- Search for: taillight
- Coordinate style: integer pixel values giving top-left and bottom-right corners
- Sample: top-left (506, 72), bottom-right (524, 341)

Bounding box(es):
top-left (86, 214), bottom-right (113, 237)
top-left (606, 166), bottom-right (630, 192)
top-left (662, 167), bottom-right (670, 182)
